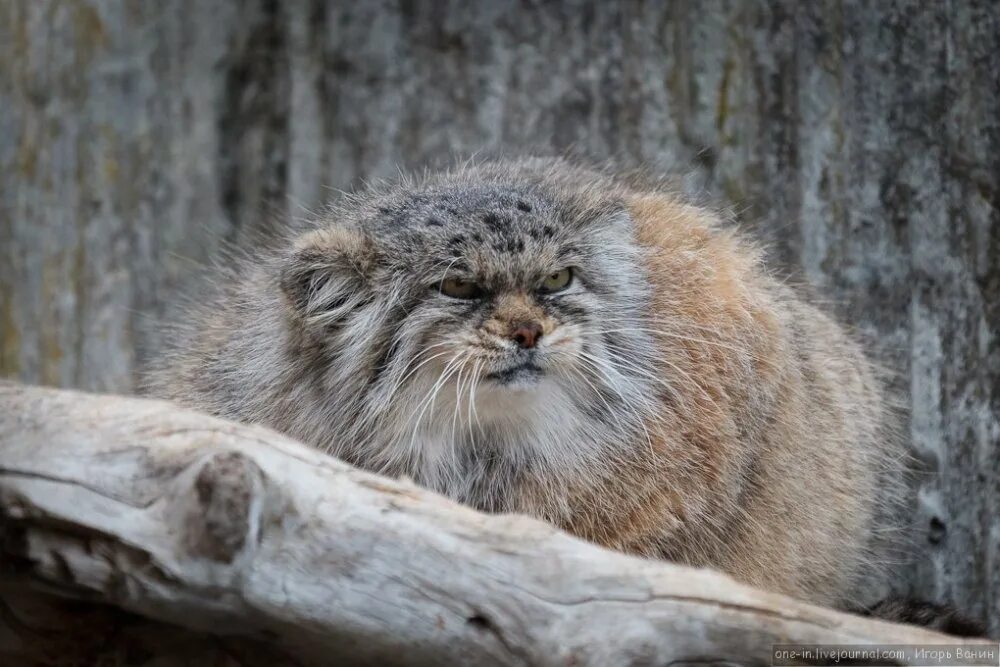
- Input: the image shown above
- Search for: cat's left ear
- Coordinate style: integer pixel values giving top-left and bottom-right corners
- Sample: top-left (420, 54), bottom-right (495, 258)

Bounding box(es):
top-left (279, 226), bottom-right (377, 322)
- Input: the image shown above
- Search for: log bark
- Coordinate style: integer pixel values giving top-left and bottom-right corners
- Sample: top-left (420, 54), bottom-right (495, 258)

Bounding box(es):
top-left (0, 381), bottom-right (988, 666)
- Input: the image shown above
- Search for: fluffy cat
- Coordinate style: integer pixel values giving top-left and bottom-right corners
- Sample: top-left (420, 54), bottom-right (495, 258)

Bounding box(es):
top-left (148, 157), bottom-right (911, 615)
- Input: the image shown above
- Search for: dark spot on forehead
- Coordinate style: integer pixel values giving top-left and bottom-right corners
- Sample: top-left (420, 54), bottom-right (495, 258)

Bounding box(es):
top-left (527, 225), bottom-right (555, 241)
top-left (516, 200), bottom-right (532, 212)
top-left (493, 238), bottom-right (525, 254)
top-left (425, 217), bottom-right (443, 227)
top-left (482, 212), bottom-right (500, 226)
top-left (448, 235), bottom-right (465, 246)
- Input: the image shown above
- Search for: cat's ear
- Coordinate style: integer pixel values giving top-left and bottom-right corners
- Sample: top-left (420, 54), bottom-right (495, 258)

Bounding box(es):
top-left (280, 227), bottom-right (376, 322)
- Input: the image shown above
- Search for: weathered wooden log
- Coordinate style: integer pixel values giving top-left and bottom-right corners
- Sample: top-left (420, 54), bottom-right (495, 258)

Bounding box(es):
top-left (0, 381), bottom-right (990, 666)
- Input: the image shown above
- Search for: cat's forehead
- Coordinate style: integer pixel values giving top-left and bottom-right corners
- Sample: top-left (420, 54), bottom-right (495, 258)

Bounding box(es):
top-left (367, 184), bottom-right (574, 267)
top-left (352, 181), bottom-right (621, 284)
top-left (367, 183), bottom-right (557, 237)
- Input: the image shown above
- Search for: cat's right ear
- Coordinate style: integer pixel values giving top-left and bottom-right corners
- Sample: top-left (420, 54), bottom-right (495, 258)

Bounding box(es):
top-left (280, 227), bottom-right (376, 323)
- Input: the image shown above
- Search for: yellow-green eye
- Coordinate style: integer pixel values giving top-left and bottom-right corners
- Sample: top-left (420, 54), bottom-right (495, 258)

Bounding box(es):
top-left (539, 268), bottom-right (573, 293)
top-left (440, 277), bottom-right (482, 299)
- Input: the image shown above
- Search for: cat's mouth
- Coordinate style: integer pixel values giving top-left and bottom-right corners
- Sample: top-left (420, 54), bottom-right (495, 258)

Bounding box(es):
top-left (484, 361), bottom-right (544, 386)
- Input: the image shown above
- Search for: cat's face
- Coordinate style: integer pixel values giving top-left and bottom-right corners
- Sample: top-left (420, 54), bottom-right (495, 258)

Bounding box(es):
top-left (280, 178), bottom-right (657, 451)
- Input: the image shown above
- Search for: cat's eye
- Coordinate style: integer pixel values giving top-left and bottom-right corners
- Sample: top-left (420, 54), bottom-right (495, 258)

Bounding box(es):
top-left (439, 277), bottom-right (482, 299)
top-left (539, 268), bottom-right (573, 294)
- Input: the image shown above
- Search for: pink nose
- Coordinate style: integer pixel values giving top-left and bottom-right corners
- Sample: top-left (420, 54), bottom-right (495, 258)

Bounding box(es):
top-left (511, 321), bottom-right (543, 348)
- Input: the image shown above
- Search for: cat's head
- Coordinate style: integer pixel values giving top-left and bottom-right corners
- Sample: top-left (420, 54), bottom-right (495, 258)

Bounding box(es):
top-left (277, 161), bottom-right (657, 456)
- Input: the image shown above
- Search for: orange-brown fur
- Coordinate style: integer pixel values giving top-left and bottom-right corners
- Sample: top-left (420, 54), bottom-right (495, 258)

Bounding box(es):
top-left (493, 175), bottom-right (898, 606)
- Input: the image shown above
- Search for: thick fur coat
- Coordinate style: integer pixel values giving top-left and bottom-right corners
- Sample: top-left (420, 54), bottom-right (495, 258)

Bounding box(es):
top-left (147, 158), bottom-right (904, 610)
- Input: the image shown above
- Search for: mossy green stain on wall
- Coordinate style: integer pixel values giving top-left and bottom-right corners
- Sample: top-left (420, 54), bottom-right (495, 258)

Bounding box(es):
top-left (0, 283), bottom-right (21, 377)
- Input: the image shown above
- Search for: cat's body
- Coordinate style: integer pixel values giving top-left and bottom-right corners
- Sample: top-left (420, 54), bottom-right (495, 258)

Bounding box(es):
top-left (148, 158), bottom-right (903, 611)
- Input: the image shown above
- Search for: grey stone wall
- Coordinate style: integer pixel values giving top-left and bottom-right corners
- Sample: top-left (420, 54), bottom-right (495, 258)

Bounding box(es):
top-left (1, 0), bottom-right (996, 631)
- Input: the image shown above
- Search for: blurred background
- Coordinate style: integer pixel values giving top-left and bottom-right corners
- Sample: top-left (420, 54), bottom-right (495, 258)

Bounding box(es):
top-left (0, 0), bottom-right (997, 632)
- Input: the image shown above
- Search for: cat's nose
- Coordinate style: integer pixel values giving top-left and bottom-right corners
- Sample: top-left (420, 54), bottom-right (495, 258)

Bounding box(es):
top-left (510, 321), bottom-right (543, 349)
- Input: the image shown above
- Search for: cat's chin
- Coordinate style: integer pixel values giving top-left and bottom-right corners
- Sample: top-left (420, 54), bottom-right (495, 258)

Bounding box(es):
top-left (488, 376), bottom-right (542, 393)
top-left (484, 361), bottom-right (545, 389)
top-left (473, 375), bottom-right (553, 423)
